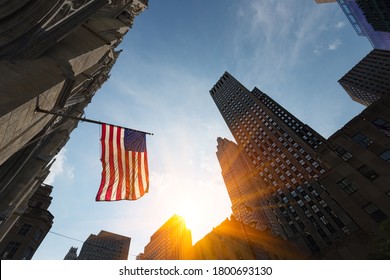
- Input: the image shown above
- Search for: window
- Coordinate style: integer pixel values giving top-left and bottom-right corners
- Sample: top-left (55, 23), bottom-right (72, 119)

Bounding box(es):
top-left (325, 223), bottom-right (336, 233)
top-left (1, 242), bottom-right (21, 259)
top-left (362, 203), bottom-right (388, 223)
top-left (335, 147), bottom-right (353, 161)
top-left (337, 178), bottom-right (358, 195)
top-left (372, 118), bottom-right (390, 137)
top-left (18, 224), bottom-right (32, 236)
top-left (358, 165), bottom-right (379, 180)
top-left (352, 133), bottom-right (373, 147)
top-left (34, 230), bottom-right (44, 241)
top-left (379, 150), bottom-right (390, 163)
top-left (22, 247), bottom-right (35, 260)
top-left (290, 224), bottom-right (298, 233)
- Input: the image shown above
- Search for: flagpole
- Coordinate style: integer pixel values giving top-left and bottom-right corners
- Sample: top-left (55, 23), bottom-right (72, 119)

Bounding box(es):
top-left (35, 107), bottom-right (154, 135)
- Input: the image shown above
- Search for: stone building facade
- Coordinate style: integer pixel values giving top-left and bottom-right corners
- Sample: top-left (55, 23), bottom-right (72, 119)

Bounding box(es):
top-left (0, 0), bottom-right (148, 247)
top-left (191, 217), bottom-right (303, 260)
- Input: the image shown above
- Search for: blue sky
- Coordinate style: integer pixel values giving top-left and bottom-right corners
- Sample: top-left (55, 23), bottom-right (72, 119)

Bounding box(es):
top-left (33, 0), bottom-right (371, 260)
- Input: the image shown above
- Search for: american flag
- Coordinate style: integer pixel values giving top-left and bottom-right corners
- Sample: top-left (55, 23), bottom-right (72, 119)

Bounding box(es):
top-left (96, 124), bottom-right (149, 201)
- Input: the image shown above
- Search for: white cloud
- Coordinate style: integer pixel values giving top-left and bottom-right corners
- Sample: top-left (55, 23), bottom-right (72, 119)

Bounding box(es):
top-left (328, 39), bottom-right (341, 50)
top-left (233, 0), bottom-right (333, 89)
top-left (335, 21), bottom-right (346, 29)
top-left (44, 148), bottom-right (74, 185)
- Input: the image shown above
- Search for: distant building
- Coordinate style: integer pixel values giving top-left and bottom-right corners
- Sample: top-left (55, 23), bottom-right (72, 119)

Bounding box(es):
top-left (0, 0), bottom-right (148, 245)
top-left (0, 183), bottom-right (54, 260)
top-left (77, 230), bottom-right (131, 260)
top-left (337, 0), bottom-right (390, 50)
top-left (338, 49), bottom-right (390, 106)
top-left (191, 217), bottom-right (303, 260)
top-left (216, 137), bottom-right (268, 231)
top-left (139, 215), bottom-right (192, 260)
top-left (64, 247), bottom-right (78, 260)
top-left (356, 0), bottom-right (390, 33)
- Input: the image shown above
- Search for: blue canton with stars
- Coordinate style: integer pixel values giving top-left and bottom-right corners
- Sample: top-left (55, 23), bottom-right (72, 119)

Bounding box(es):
top-left (124, 129), bottom-right (146, 152)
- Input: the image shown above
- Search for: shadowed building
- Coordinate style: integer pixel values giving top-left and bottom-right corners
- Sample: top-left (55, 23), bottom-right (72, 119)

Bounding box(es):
top-left (191, 217), bottom-right (303, 260)
top-left (0, 0), bottom-right (148, 246)
top-left (64, 247), bottom-right (78, 260)
top-left (77, 230), bottom-right (131, 260)
top-left (216, 137), bottom-right (268, 232)
top-left (0, 183), bottom-right (54, 260)
top-left (315, 94), bottom-right (390, 254)
top-left (139, 215), bottom-right (192, 260)
top-left (338, 49), bottom-right (390, 106)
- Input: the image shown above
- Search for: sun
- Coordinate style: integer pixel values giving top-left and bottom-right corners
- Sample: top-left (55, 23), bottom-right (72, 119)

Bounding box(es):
top-left (175, 200), bottom-right (202, 232)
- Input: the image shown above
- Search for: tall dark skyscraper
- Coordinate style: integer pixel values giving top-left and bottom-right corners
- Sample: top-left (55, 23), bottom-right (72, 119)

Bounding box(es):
top-left (356, 0), bottom-right (390, 33)
top-left (336, 0), bottom-right (390, 50)
top-left (338, 48), bottom-right (390, 106)
top-left (210, 72), bottom-right (359, 257)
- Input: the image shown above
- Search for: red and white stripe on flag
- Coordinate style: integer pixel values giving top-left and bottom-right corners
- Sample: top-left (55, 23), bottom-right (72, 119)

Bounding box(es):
top-left (96, 124), bottom-right (149, 201)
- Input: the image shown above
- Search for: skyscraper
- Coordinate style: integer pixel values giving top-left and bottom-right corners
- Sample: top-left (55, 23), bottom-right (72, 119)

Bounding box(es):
top-left (64, 247), bottom-right (78, 260)
top-left (338, 48), bottom-right (390, 106)
top-left (77, 230), bottom-right (131, 260)
top-left (210, 72), bottom-right (359, 257)
top-left (336, 0), bottom-right (390, 50)
top-left (216, 137), bottom-right (268, 231)
top-left (356, 0), bottom-right (390, 33)
top-left (139, 215), bottom-right (192, 260)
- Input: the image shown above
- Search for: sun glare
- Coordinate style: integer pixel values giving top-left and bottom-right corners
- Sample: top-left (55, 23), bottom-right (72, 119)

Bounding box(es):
top-left (176, 200), bottom-right (200, 231)
top-left (173, 190), bottom-right (231, 244)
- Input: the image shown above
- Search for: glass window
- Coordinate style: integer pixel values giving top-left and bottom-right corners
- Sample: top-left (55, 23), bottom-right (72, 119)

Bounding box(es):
top-left (379, 150), bottom-right (390, 163)
top-left (18, 224), bottom-right (32, 236)
top-left (352, 133), bottom-right (373, 147)
top-left (1, 242), bottom-right (21, 259)
top-left (290, 225), bottom-right (298, 233)
top-left (362, 203), bottom-right (388, 223)
top-left (372, 118), bottom-right (390, 137)
top-left (22, 247), bottom-right (35, 260)
top-left (335, 147), bottom-right (353, 161)
top-left (358, 165), bottom-right (379, 180)
top-left (34, 229), bottom-right (44, 241)
top-left (337, 178), bottom-right (358, 195)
